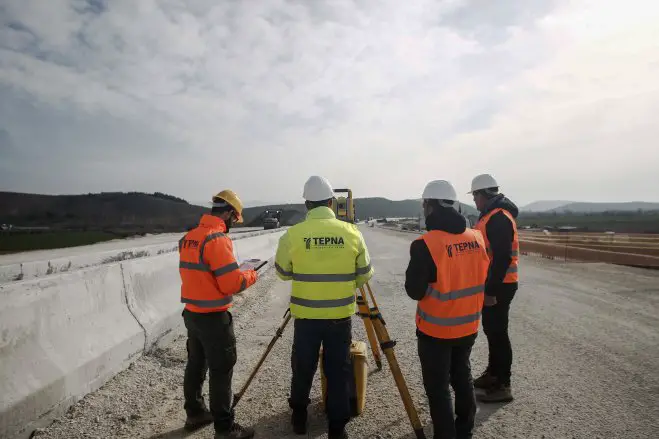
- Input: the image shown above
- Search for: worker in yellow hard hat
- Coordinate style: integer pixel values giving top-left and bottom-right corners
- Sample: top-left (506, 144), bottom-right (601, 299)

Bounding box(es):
top-left (213, 189), bottom-right (245, 228)
top-left (179, 189), bottom-right (258, 439)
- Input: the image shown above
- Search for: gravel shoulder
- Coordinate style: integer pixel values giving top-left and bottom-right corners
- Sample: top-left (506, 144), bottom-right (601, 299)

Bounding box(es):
top-left (34, 227), bottom-right (659, 439)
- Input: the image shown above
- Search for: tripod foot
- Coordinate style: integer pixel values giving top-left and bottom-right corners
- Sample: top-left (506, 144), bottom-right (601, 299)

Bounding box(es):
top-left (376, 360), bottom-right (383, 370)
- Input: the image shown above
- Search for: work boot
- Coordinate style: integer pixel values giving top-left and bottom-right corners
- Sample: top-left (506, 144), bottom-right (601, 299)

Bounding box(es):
top-left (183, 409), bottom-right (213, 431)
top-left (291, 408), bottom-right (307, 434)
top-left (473, 369), bottom-right (497, 390)
top-left (214, 422), bottom-right (255, 439)
top-left (328, 421), bottom-right (348, 439)
top-left (477, 384), bottom-right (514, 403)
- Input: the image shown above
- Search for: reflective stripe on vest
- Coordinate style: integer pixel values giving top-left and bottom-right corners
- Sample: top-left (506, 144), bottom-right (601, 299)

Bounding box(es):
top-left (182, 296), bottom-right (233, 308)
top-left (415, 229), bottom-right (489, 339)
top-left (290, 296), bottom-right (355, 308)
top-left (426, 284), bottom-right (484, 302)
top-left (276, 263), bottom-right (372, 282)
top-left (180, 260), bottom-right (239, 277)
top-left (417, 308), bottom-right (482, 326)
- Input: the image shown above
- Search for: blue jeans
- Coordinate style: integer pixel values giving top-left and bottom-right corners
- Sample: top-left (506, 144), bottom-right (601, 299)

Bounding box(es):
top-left (289, 317), bottom-right (352, 425)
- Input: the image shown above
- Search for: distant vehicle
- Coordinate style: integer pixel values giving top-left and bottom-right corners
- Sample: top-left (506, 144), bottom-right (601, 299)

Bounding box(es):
top-left (263, 210), bottom-right (282, 230)
top-left (1, 224), bottom-right (13, 231)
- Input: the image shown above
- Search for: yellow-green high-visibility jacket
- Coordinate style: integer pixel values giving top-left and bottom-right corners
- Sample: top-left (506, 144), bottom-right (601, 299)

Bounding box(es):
top-left (275, 206), bottom-right (374, 319)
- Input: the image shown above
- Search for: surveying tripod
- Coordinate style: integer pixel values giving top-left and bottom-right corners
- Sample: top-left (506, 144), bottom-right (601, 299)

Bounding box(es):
top-left (355, 281), bottom-right (426, 438)
top-left (232, 281), bottom-right (426, 439)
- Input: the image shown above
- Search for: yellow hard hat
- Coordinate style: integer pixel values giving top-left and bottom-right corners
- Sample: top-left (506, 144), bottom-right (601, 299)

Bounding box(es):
top-left (212, 189), bottom-right (244, 223)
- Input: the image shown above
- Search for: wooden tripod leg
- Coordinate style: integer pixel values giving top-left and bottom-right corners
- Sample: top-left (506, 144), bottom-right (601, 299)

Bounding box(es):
top-left (356, 292), bottom-right (382, 370)
top-left (360, 284), bottom-right (426, 439)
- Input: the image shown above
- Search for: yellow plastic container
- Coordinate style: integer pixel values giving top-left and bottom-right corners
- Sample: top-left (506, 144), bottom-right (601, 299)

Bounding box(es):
top-left (319, 340), bottom-right (368, 416)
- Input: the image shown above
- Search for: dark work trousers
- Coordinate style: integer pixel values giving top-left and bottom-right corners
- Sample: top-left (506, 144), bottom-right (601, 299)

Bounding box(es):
top-left (289, 317), bottom-right (352, 426)
top-left (482, 287), bottom-right (517, 386)
top-left (182, 309), bottom-right (237, 433)
top-left (418, 334), bottom-right (477, 439)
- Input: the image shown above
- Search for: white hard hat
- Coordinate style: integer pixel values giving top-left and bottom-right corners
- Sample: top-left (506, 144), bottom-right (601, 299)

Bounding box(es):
top-left (303, 175), bottom-right (334, 201)
top-left (469, 173), bottom-right (499, 193)
top-left (422, 180), bottom-right (457, 201)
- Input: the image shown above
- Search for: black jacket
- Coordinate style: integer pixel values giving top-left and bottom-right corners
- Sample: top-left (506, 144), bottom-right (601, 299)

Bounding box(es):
top-left (478, 194), bottom-right (519, 297)
top-left (404, 206), bottom-right (476, 344)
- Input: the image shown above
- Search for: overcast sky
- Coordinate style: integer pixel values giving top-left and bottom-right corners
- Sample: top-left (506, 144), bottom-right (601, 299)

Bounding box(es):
top-left (1, 0), bottom-right (658, 207)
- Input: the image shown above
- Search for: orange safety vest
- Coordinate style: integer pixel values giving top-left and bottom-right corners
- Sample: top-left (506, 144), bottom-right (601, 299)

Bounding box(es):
top-left (415, 229), bottom-right (489, 339)
top-left (475, 208), bottom-right (519, 283)
top-left (179, 214), bottom-right (257, 313)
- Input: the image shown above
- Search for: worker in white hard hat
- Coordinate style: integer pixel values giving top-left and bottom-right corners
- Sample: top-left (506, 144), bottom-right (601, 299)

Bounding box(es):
top-left (274, 175), bottom-right (373, 439)
top-left (404, 180), bottom-right (489, 439)
top-left (469, 174), bottom-right (520, 403)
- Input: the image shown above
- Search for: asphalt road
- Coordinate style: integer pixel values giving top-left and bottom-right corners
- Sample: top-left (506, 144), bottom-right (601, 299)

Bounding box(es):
top-left (36, 226), bottom-right (659, 439)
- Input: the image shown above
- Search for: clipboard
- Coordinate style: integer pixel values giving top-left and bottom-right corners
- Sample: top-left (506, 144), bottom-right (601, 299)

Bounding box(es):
top-left (239, 258), bottom-right (268, 271)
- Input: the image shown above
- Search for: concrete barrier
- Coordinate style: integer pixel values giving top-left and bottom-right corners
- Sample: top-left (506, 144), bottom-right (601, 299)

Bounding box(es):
top-left (0, 264), bottom-right (145, 439)
top-left (0, 228), bottom-right (288, 439)
top-left (0, 242), bottom-right (179, 284)
top-left (0, 228), bottom-right (288, 285)
top-left (121, 252), bottom-right (182, 351)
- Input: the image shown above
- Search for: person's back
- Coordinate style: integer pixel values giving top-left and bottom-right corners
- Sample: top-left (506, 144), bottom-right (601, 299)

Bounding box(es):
top-left (275, 175), bottom-right (373, 439)
top-left (415, 227), bottom-right (489, 340)
top-left (282, 206), bottom-right (371, 319)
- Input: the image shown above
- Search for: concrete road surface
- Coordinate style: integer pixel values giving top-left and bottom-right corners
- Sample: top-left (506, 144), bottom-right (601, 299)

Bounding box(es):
top-left (34, 226), bottom-right (659, 439)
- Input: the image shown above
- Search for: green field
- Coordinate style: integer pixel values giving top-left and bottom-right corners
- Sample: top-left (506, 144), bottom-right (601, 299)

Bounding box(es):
top-left (0, 231), bottom-right (121, 253)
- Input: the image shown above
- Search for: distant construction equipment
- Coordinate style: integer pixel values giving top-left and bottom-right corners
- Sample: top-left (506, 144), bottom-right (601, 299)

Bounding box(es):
top-left (262, 209), bottom-right (282, 230)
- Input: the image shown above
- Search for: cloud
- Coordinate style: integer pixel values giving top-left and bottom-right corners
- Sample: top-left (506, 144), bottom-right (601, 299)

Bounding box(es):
top-left (1, 0), bottom-right (658, 205)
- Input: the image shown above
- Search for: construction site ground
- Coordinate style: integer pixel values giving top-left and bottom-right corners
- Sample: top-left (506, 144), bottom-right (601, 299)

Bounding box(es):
top-left (34, 226), bottom-right (659, 439)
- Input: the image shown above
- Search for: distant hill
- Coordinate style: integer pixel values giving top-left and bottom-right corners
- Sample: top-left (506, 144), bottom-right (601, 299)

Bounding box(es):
top-left (0, 191), bottom-right (205, 233)
top-left (521, 200), bottom-right (573, 212)
top-left (549, 202), bottom-right (659, 213)
top-left (0, 191), bottom-right (486, 233)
